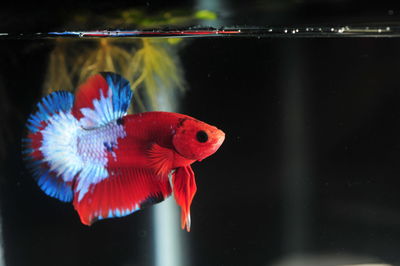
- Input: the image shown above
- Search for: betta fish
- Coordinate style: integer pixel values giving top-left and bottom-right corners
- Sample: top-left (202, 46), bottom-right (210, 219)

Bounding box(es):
top-left (23, 72), bottom-right (225, 231)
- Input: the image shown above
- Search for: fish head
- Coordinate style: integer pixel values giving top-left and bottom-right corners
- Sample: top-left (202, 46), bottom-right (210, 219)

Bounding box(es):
top-left (173, 118), bottom-right (225, 161)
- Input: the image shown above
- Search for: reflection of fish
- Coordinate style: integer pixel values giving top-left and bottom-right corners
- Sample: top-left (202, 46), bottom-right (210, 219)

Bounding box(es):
top-left (23, 72), bottom-right (225, 231)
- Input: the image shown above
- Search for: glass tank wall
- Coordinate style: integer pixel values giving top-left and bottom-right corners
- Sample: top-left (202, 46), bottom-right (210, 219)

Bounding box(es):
top-left (1, 1), bottom-right (400, 266)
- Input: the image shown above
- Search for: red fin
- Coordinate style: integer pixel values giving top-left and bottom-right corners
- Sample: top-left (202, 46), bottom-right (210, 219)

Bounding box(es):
top-left (173, 166), bottom-right (197, 232)
top-left (72, 74), bottom-right (109, 120)
top-left (148, 143), bottom-right (174, 176)
top-left (73, 167), bottom-right (172, 225)
top-left (26, 131), bottom-right (44, 161)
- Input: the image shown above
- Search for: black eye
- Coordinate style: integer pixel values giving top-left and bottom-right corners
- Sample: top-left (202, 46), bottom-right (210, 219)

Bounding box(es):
top-left (196, 130), bottom-right (208, 143)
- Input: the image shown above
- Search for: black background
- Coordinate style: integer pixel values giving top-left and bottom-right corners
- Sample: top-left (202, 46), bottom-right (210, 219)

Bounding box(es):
top-left (3, 1), bottom-right (400, 266)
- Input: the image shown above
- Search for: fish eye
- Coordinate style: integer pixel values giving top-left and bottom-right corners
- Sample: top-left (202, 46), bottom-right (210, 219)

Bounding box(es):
top-left (196, 130), bottom-right (208, 143)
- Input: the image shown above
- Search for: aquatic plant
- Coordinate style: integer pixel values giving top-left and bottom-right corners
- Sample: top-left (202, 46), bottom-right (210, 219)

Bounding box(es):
top-left (43, 37), bottom-right (184, 112)
top-left (42, 8), bottom-right (216, 112)
top-left (73, 39), bottom-right (131, 85)
top-left (69, 8), bottom-right (217, 30)
top-left (125, 38), bottom-right (185, 111)
top-left (42, 40), bottom-right (74, 93)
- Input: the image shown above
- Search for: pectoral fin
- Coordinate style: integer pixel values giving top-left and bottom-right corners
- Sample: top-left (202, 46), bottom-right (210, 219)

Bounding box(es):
top-left (172, 165), bottom-right (197, 231)
top-left (148, 143), bottom-right (174, 176)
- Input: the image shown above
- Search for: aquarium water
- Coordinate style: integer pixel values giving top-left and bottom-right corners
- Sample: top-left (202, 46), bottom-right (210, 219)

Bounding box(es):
top-left (0, 21), bottom-right (400, 266)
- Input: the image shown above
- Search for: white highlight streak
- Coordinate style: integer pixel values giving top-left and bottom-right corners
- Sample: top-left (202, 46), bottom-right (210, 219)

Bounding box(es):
top-left (153, 199), bottom-right (184, 266)
top-left (152, 83), bottom-right (185, 266)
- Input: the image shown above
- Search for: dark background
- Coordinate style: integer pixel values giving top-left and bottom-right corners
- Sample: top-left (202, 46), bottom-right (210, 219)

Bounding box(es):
top-left (2, 1), bottom-right (400, 266)
top-left (4, 0), bottom-right (400, 32)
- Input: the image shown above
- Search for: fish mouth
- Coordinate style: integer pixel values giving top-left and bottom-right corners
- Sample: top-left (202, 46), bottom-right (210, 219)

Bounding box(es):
top-left (197, 129), bottom-right (225, 162)
top-left (210, 129), bottom-right (225, 151)
top-left (215, 129), bottom-right (225, 147)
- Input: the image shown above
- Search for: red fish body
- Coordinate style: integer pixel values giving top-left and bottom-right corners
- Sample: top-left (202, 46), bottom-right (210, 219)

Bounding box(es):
top-left (23, 72), bottom-right (225, 231)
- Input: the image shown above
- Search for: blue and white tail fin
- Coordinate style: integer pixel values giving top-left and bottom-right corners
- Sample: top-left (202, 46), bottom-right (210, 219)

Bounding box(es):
top-left (23, 91), bottom-right (76, 202)
top-left (24, 73), bottom-right (133, 204)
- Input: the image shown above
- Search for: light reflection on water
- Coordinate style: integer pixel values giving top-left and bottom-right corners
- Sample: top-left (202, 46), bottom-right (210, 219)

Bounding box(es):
top-left (1, 25), bottom-right (400, 39)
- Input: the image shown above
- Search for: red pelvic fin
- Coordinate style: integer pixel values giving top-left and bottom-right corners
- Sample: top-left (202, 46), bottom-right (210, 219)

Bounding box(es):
top-left (147, 143), bottom-right (174, 176)
top-left (173, 166), bottom-right (197, 232)
top-left (73, 167), bottom-right (172, 225)
top-left (72, 74), bottom-right (109, 120)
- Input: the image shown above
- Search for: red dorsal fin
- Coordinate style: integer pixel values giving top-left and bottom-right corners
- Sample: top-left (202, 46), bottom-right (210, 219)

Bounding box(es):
top-left (73, 167), bottom-right (172, 225)
top-left (72, 74), bottom-right (109, 120)
top-left (71, 73), bottom-right (133, 129)
top-left (173, 166), bottom-right (197, 232)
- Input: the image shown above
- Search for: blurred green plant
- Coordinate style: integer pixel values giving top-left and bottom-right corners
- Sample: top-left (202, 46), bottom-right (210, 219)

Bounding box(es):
top-left (126, 38), bottom-right (185, 110)
top-left (69, 9), bottom-right (217, 29)
top-left (43, 8), bottom-right (217, 112)
top-left (43, 39), bottom-right (74, 92)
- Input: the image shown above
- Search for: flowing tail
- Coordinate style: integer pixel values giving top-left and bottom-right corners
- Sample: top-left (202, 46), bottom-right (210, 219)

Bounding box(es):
top-left (23, 91), bottom-right (78, 202)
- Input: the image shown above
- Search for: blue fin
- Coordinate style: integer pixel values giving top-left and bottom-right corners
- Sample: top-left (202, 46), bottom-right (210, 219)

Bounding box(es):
top-left (28, 160), bottom-right (74, 202)
top-left (24, 91), bottom-right (75, 202)
top-left (74, 72), bottom-right (133, 129)
top-left (26, 91), bottom-right (74, 133)
top-left (101, 72), bottom-right (133, 117)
